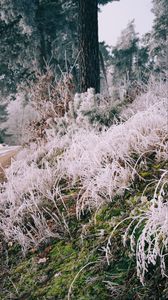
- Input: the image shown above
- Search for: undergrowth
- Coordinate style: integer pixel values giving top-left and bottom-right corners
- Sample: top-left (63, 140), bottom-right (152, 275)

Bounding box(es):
top-left (0, 77), bottom-right (168, 299)
top-left (0, 162), bottom-right (168, 299)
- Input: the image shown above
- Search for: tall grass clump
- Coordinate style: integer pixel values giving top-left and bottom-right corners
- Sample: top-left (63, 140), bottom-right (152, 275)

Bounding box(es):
top-left (0, 74), bottom-right (167, 287)
top-left (119, 170), bottom-right (168, 284)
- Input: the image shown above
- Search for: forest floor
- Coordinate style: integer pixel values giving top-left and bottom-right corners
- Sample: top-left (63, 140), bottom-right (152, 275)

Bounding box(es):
top-left (0, 159), bottom-right (167, 300)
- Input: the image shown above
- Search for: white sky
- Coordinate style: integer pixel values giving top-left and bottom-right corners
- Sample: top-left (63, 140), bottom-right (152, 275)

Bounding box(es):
top-left (98, 0), bottom-right (154, 46)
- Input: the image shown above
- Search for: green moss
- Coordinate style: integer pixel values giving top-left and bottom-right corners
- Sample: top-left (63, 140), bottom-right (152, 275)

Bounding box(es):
top-left (13, 262), bottom-right (28, 274)
top-left (139, 171), bottom-right (152, 178)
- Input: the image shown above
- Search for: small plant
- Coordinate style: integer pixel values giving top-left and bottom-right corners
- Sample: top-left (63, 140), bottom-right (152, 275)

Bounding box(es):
top-left (124, 171), bottom-right (168, 284)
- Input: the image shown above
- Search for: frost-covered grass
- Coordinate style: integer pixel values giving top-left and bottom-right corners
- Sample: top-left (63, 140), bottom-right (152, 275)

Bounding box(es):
top-left (0, 79), bottom-right (167, 283)
top-left (124, 170), bottom-right (168, 284)
top-left (105, 169), bottom-right (168, 284)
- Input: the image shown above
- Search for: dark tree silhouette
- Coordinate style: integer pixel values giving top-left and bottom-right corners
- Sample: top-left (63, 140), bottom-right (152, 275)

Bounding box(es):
top-left (78, 0), bottom-right (100, 93)
top-left (78, 0), bottom-right (120, 93)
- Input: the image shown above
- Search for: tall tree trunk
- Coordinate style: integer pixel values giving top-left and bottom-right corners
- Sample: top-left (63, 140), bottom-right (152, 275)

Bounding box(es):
top-left (78, 0), bottom-right (100, 93)
top-left (35, 1), bottom-right (47, 72)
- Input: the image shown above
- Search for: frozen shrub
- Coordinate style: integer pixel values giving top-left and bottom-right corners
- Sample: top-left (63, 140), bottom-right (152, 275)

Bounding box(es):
top-left (30, 69), bottom-right (75, 119)
top-left (121, 77), bottom-right (168, 119)
top-left (2, 69), bottom-right (75, 145)
top-left (1, 91), bottom-right (38, 144)
top-left (27, 69), bottom-right (75, 143)
top-left (71, 88), bottom-right (121, 128)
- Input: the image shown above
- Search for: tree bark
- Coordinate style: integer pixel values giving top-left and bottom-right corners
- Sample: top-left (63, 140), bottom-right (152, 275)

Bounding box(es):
top-left (35, 0), bottom-right (48, 71)
top-left (78, 0), bottom-right (100, 93)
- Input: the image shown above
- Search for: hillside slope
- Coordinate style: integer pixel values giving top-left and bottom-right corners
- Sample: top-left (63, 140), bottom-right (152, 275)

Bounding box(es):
top-left (0, 80), bottom-right (167, 299)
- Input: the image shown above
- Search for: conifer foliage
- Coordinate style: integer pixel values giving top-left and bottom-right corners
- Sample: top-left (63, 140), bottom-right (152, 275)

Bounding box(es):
top-left (150, 0), bottom-right (168, 72)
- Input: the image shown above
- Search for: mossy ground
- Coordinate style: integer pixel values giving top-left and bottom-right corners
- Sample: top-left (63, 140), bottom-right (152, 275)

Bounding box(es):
top-left (0, 160), bottom-right (168, 300)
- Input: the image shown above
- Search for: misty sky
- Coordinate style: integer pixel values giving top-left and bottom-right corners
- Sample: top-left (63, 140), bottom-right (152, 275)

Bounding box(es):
top-left (98, 0), bottom-right (154, 46)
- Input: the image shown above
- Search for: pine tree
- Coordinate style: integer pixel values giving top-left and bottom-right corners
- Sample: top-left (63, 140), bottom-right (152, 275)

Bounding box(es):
top-left (0, 0), bottom-right (121, 97)
top-left (111, 20), bottom-right (139, 84)
top-left (0, 0), bottom-right (41, 96)
top-left (150, 0), bottom-right (168, 73)
top-left (0, 0), bottom-right (78, 96)
top-left (36, 0), bottom-right (78, 71)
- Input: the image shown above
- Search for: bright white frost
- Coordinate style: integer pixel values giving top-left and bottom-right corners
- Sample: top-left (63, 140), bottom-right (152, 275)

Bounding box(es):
top-left (0, 80), bottom-right (167, 273)
top-left (122, 171), bottom-right (168, 284)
